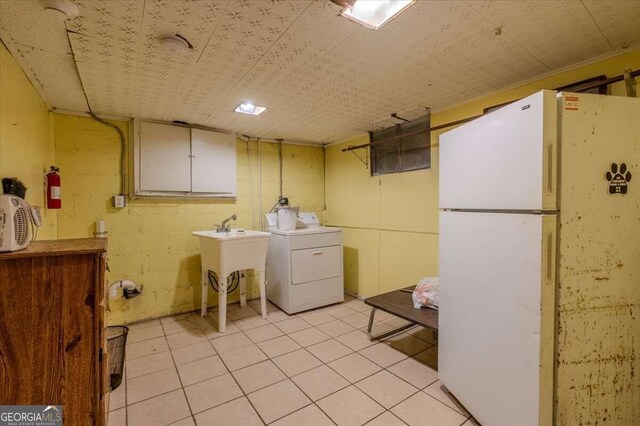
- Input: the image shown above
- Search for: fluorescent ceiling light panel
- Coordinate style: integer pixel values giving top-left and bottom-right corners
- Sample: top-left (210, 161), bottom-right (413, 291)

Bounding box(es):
top-left (234, 103), bottom-right (267, 115)
top-left (341, 0), bottom-right (415, 30)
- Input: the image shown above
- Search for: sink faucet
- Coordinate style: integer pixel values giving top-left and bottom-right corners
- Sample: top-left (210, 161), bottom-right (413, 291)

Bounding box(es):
top-left (216, 214), bottom-right (237, 232)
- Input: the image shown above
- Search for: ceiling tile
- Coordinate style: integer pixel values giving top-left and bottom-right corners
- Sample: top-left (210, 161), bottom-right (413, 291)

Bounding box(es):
top-left (24, 49), bottom-right (88, 112)
top-left (0, 0), bottom-right (71, 55)
top-left (583, 0), bottom-right (640, 50)
top-left (1, 0), bottom-right (638, 144)
top-left (467, 1), bottom-right (612, 69)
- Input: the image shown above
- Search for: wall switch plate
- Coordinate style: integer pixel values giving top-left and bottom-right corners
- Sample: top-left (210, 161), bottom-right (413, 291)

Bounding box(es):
top-left (113, 195), bottom-right (126, 208)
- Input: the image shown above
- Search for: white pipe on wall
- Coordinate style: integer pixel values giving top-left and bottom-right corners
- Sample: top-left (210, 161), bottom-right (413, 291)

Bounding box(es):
top-left (258, 138), bottom-right (264, 230)
top-left (246, 137), bottom-right (257, 231)
top-left (109, 279), bottom-right (138, 298)
top-left (95, 220), bottom-right (107, 238)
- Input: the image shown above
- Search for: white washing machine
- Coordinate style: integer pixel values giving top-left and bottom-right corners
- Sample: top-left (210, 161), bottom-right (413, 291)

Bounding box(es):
top-left (265, 212), bottom-right (344, 314)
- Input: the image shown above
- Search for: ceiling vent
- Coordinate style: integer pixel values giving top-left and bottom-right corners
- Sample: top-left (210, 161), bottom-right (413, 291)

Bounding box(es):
top-left (40, 0), bottom-right (79, 19)
top-left (160, 34), bottom-right (193, 54)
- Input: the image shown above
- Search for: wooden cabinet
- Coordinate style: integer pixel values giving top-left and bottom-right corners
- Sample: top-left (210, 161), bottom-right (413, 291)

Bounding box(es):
top-left (0, 239), bottom-right (108, 426)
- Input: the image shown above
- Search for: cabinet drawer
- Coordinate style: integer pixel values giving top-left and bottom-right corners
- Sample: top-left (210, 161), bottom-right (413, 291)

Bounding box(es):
top-left (291, 245), bottom-right (342, 285)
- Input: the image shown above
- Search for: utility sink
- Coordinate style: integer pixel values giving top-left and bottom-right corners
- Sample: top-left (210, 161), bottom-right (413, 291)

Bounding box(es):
top-left (193, 229), bottom-right (271, 240)
top-left (193, 229), bottom-right (270, 272)
top-left (193, 229), bottom-right (271, 332)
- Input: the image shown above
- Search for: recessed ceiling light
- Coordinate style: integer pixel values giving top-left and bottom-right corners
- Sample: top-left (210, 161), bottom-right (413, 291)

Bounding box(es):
top-left (336, 0), bottom-right (415, 30)
top-left (235, 103), bottom-right (267, 116)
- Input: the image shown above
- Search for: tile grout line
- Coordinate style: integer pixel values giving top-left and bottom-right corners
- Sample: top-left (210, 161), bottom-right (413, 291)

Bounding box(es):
top-left (168, 318), bottom-right (267, 421)
top-left (420, 391), bottom-right (473, 420)
top-left (265, 402), bottom-right (339, 426)
top-left (281, 341), bottom-right (419, 424)
top-left (123, 299), bottom-right (262, 332)
top-left (122, 349), bottom-right (445, 425)
top-left (362, 344), bottom-right (469, 418)
top-left (276, 327), bottom-right (455, 421)
top-left (124, 364), bottom-right (128, 426)
top-left (124, 387), bottom-right (188, 411)
top-left (123, 308), bottom-right (272, 409)
top-left (166, 328), bottom-right (198, 423)
top-left (126, 320), bottom-right (198, 423)
top-left (383, 357), bottom-right (439, 390)
top-left (127, 330), bottom-right (422, 370)
top-left (240, 315), bottom-right (323, 423)
top-left (363, 410), bottom-right (409, 426)
top-left (213, 327), bottom-right (270, 425)
top-left (123, 300), bottom-right (452, 424)
top-left (279, 339), bottom-right (382, 418)
top-left (254, 340), bottom-right (332, 426)
top-left (332, 362), bottom-right (442, 421)
top-left (125, 314), bottom-right (423, 382)
top-left (239, 311), bottom-right (353, 424)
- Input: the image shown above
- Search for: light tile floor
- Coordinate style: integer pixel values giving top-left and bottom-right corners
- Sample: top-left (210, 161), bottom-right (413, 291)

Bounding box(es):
top-left (109, 295), bottom-right (476, 426)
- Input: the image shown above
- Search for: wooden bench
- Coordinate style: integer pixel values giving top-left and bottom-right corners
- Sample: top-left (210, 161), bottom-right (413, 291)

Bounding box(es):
top-left (364, 286), bottom-right (439, 341)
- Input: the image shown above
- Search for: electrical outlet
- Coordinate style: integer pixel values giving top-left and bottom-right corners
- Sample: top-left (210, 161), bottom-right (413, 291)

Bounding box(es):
top-left (113, 195), bottom-right (126, 208)
top-left (30, 206), bottom-right (42, 226)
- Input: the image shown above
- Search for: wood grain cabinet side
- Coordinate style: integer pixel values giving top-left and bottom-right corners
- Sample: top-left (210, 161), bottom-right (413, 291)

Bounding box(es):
top-left (0, 239), bottom-right (108, 426)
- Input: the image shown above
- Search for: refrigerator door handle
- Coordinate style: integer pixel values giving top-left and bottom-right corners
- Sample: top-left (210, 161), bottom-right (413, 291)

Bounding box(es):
top-left (546, 143), bottom-right (554, 195)
top-left (546, 231), bottom-right (554, 281)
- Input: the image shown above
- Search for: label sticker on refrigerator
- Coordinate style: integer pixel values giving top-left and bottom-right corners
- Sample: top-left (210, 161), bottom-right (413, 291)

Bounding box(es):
top-left (565, 96), bottom-right (579, 110)
top-left (605, 162), bottom-right (632, 195)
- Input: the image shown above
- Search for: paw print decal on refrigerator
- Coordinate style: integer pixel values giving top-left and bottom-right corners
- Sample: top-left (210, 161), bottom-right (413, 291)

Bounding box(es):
top-left (605, 162), bottom-right (632, 194)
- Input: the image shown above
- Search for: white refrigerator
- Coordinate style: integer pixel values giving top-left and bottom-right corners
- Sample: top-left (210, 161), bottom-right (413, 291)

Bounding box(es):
top-left (438, 90), bottom-right (640, 425)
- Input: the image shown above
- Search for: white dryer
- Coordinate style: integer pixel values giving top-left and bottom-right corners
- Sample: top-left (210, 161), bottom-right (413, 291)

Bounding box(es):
top-left (265, 212), bottom-right (344, 314)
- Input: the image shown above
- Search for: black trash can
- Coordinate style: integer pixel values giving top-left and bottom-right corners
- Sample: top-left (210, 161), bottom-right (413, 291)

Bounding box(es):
top-left (107, 326), bottom-right (128, 391)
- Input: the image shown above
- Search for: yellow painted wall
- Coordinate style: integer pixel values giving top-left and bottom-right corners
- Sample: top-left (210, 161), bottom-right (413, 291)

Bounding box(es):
top-left (53, 114), bottom-right (325, 324)
top-left (0, 43), bottom-right (56, 237)
top-left (4, 32), bottom-right (639, 423)
top-left (325, 136), bottom-right (439, 297)
top-left (325, 48), bottom-right (640, 425)
top-left (325, 49), bottom-right (640, 298)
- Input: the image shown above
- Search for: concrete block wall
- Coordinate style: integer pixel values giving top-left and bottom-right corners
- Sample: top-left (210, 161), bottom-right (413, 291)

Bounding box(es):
top-left (54, 114), bottom-right (325, 324)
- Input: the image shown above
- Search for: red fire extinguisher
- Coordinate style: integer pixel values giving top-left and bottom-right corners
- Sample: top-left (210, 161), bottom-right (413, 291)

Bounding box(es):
top-left (46, 166), bottom-right (61, 209)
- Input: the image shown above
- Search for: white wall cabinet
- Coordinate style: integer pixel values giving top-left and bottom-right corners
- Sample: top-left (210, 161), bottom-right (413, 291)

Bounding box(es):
top-left (139, 122), bottom-right (192, 192)
top-left (133, 120), bottom-right (236, 198)
top-left (191, 128), bottom-right (236, 194)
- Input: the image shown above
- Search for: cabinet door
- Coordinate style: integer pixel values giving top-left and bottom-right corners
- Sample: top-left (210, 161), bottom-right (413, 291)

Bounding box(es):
top-left (139, 122), bottom-right (191, 192)
top-left (191, 129), bottom-right (236, 195)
